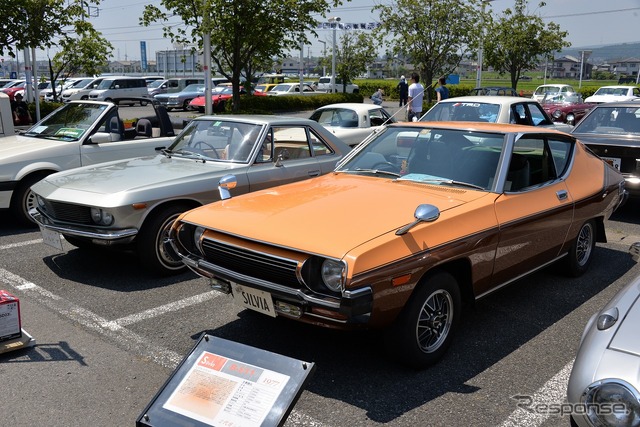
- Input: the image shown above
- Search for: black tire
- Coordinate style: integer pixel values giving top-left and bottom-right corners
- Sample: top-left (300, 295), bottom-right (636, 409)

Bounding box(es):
top-left (384, 270), bottom-right (461, 369)
top-left (183, 100), bottom-right (191, 111)
top-left (137, 204), bottom-right (190, 276)
top-left (564, 220), bottom-right (596, 277)
top-left (10, 174), bottom-right (49, 227)
top-left (140, 100), bottom-right (148, 106)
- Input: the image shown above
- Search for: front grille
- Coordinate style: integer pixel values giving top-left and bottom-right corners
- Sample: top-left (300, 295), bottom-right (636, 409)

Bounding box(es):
top-left (201, 239), bottom-right (301, 289)
top-left (43, 200), bottom-right (92, 224)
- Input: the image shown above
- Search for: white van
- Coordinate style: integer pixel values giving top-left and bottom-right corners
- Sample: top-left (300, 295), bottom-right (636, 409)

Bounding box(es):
top-left (88, 76), bottom-right (149, 104)
top-left (61, 77), bottom-right (104, 102)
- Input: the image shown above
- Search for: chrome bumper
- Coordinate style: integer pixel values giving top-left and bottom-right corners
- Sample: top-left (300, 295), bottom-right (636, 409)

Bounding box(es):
top-left (29, 208), bottom-right (138, 242)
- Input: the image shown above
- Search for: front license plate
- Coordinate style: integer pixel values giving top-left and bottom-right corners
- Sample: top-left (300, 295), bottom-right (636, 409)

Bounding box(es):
top-left (601, 156), bottom-right (621, 171)
top-left (39, 227), bottom-right (63, 251)
top-left (231, 282), bottom-right (276, 317)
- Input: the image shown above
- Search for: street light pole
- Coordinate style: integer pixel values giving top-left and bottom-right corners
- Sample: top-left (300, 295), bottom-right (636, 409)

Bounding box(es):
top-left (476, 0), bottom-right (494, 89)
top-left (328, 16), bottom-right (341, 93)
top-left (319, 40), bottom-right (326, 76)
top-left (579, 50), bottom-right (592, 89)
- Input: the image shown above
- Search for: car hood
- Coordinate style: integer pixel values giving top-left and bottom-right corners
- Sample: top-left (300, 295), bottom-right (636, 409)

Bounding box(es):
top-left (35, 154), bottom-right (242, 197)
top-left (609, 293), bottom-right (640, 357)
top-left (584, 95), bottom-right (638, 103)
top-left (182, 173), bottom-right (493, 258)
top-left (0, 134), bottom-right (71, 164)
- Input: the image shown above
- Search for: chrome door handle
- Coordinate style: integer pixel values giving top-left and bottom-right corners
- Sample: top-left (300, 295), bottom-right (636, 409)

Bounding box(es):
top-left (556, 190), bottom-right (568, 201)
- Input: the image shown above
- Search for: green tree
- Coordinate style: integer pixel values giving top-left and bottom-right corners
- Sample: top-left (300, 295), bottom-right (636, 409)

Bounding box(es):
top-left (141, 0), bottom-right (340, 111)
top-left (329, 30), bottom-right (377, 92)
top-left (483, 0), bottom-right (570, 89)
top-left (0, 0), bottom-right (100, 57)
top-left (374, 0), bottom-right (483, 102)
top-left (46, 21), bottom-right (113, 101)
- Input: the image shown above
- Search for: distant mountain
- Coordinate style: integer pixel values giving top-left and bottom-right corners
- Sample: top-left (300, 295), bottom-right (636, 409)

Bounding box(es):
top-left (561, 42), bottom-right (640, 63)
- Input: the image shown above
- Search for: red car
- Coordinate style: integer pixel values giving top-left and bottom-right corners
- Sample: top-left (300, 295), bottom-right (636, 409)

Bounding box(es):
top-left (540, 95), bottom-right (594, 126)
top-left (188, 86), bottom-right (266, 113)
top-left (2, 81), bottom-right (26, 101)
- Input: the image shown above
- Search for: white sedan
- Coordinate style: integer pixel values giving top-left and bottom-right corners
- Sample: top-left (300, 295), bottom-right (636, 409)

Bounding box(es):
top-left (309, 103), bottom-right (396, 147)
top-left (584, 85), bottom-right (640, 103)
top-left (419, 96), bottom-right (573, 132)
top-left (266, 82), bottom-right (322, 96)
top-left (0, 99), bottom-right (176, 225)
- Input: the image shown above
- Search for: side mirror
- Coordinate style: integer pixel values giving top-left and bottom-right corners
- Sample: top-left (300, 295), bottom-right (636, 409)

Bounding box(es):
top-left (396, 204), bottom-right (440, 235)
top-left (89, 132), bottom-right (118, 143)
top-left (218, 174), bottom-right (237, 200)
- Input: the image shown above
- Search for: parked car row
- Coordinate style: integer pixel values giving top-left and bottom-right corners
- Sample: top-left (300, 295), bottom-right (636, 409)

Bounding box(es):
top-left (1, 94), bottom-right (638, 423)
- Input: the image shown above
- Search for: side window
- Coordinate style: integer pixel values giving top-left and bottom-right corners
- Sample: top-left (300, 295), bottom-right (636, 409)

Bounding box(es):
top-left (257, 129), bottom-right (273, 163)
top-left (370, 110), bottom-right (387, 127)
top-left (528, 104), bottom-right (550, 126)
top-left (510, 104), bottom-right (528, 125)
top-left (309, 129), bottom-right (333, 156)
top-left (510, 136), bottom-right (560, 191)
top-left (272, 126), bottom-right (311, 160)
top-left (548, 137), bottom-right (573, 177)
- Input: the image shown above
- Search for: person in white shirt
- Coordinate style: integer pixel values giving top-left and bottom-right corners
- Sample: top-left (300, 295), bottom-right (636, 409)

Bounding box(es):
top-left (407, 73), bottom-right (424, 121)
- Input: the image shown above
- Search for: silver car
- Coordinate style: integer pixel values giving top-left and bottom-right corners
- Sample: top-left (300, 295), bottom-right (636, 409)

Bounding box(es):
top-left (29, 115), bottom-right (350, 276)
top-left (567, 242), bottom-right (640, 427)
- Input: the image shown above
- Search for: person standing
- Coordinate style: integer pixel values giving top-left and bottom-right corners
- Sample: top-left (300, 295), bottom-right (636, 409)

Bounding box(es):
top-left (435, 77), bottom-right (449, 102)
top-left (407, 73), bottom-right (424, 121)
top-left (397, 75), bottom-right (408, 107)
top-left (11, 93), bottom-right (32, 126)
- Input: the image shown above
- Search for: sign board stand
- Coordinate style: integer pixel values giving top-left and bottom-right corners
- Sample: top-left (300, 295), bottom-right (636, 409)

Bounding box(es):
top-left (137, 334), bottom-right (316, 427)
top-left (0, 329), bottom-right (36, 354)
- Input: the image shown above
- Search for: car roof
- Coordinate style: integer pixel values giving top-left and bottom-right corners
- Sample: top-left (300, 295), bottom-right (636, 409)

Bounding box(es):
top-left (436, 95), bottom-right (531, 105)
top-left (316, 103), bottom-right (384, 112)
top-left (392, 120), bottom-right (568, 135)
top-left (193, 115), bottom-right (324, 125)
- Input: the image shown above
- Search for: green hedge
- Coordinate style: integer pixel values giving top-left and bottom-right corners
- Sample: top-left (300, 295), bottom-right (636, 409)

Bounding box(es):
top-left (228, 92), bottom-right (363, 114)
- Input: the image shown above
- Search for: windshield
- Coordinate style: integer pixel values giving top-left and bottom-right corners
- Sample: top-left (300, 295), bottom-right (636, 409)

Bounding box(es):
top-left (167, 119), bottom-right (265, 163)
top-left (337, 125), bottom-right (506, 191)
top-left (535, 86), bottom-right (563, 96)
top-left (21, 102), bottom-right (110, 141)
top-left (182, 84), bottom-right (205, 93)
top-left (148, 80), bottom-right (165, 88)
top-left (420, 102), bottom-right (501, 123)
top-left (309, 108), bottom-right (360, 128)
top-left (594, 87), bottom-right (628, 96)
top-left (573, 106), bottom-right (640, 134)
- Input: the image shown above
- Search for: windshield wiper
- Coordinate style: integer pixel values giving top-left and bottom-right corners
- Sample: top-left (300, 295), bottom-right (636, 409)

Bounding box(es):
top-left (417, 178), bottom-right (485, 190)
top-left (172, 149), bottom-right (211, 162)
top-left (348, 168), bottom-right (401, 177)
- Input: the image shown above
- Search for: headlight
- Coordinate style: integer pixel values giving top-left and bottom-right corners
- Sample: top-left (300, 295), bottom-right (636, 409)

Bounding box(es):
top-left (193, 226), bottom-right (205, 255)
top-left (582, 379), bottom-right (640, 426)
top-left (90, 208), bottom-right (114, 226)
top-left (36, 195), bottom-right (46, 209)
top-left (552, 110), bottom-right (563, 119)
top-left (566, 113), bottom-right (575, 124)
top-left (321, 259), bottom-right (345, 293)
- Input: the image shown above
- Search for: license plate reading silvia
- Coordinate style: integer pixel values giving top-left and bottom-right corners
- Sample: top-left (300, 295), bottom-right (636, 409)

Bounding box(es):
top-left (602, 156), bottom-right (621, 171)
top-left (39, 227), bottom-right (63, 251)
top-left (231, 282), bottom-right (276, 317)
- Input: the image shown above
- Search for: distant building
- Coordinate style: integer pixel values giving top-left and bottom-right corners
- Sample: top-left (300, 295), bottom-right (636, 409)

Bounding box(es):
top-left (609, 57), bottom-right (640, 78)
top-left (549, 55), bottom-right (593, 79)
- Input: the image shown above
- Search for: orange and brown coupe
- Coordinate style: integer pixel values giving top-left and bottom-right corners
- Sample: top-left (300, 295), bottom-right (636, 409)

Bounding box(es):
top-left (169, 121), bottom-right (626, 368)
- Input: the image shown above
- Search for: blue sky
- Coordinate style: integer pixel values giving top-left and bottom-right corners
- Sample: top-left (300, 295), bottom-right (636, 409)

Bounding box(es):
top-left (33, 0), bottom-right (640, 61)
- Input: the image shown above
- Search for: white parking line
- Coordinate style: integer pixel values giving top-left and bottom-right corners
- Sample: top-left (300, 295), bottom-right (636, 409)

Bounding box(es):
top-left (499, 360), bottom-right (574, 427)
top-left (102, 291), bottom-right (221, 330)
top-left (0, 267), bottom-right (328, 427)
top-left (0, 239), bottom-right (43, 251)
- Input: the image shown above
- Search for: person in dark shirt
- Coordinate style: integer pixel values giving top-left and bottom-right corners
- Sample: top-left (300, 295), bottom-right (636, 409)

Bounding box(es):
top-left (397, 76), bottom-right (408, 107)
top-left (11, 93), bottom-right (32, 126)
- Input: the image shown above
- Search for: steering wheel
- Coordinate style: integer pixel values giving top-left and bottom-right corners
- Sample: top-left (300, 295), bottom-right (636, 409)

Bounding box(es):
top-left (191, 141), bottom-right (219, 159)
top-left (371, 161), bottom-right (400, 173)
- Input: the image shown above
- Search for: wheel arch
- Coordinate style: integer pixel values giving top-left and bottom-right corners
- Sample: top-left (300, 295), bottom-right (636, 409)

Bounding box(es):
top-left (141, 198), bottom-right (202, 227)
top-left (10, 168), bottom-right (57, 205)
top-left (426, 258), bottom-right (475, 309)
